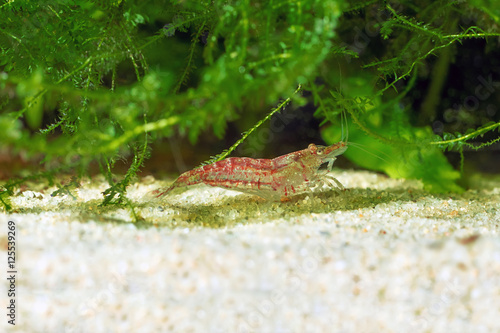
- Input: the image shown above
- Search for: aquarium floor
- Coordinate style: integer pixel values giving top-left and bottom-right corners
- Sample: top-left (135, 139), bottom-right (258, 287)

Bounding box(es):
top-left (2, 170), bottom-right (500, 332)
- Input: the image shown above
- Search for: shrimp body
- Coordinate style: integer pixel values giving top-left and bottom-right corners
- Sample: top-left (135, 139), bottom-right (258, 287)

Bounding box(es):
top-left (158, 142), bottom-right (347, 201)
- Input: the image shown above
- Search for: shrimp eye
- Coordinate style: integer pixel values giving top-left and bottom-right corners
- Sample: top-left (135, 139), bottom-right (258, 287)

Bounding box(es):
top-left (316, 147), bottom-right (324, 155)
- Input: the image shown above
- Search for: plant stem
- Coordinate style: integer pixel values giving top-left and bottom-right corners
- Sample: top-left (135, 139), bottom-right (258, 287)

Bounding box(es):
top-left (430, 121), bottom-right (500, 146)
top-left (205, 85), bottom-right (302, 164)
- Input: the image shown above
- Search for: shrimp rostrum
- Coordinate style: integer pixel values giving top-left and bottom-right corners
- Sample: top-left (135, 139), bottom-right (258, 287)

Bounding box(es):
top-left (157, 141), bottom-right (348, 201)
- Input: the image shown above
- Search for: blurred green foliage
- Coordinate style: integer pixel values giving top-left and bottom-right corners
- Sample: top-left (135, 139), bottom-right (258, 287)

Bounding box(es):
top-left (1, 0), bottom-right (500, 210)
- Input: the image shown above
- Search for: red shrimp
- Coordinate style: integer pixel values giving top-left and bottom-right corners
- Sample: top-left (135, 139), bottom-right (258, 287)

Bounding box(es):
top-left (156, 141), bottom-right (348, 201)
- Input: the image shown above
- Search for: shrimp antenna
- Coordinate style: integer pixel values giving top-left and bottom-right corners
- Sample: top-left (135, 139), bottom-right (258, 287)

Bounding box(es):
top-left (343, 108), bottom-right (349, 143)
top-left (338, 64), bottom-right (348, 144)
top-left (347, 142), bottom-right (392, 165)
top-left (340, 107), bottom-right (345, 142)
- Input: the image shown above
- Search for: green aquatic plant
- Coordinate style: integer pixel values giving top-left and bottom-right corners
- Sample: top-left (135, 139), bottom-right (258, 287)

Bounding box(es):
top-left (315, 1), bottom-right (500, 192)
top-left (0, 0), bottom-right (499, 212)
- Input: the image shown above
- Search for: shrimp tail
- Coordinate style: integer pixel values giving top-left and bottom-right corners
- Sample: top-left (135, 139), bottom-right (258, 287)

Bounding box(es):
top-left (156, 168), bottom-right (203, 197)
top-left (155, 183), bottom-right (176, 197)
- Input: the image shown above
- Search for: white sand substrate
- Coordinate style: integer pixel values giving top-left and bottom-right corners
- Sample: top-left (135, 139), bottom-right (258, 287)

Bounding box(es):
top-left (1, 170), bottom-right (499, 332)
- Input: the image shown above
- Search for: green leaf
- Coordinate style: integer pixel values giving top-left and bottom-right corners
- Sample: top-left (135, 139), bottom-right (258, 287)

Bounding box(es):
top-left (322, 111), bottom-right (464, 194)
